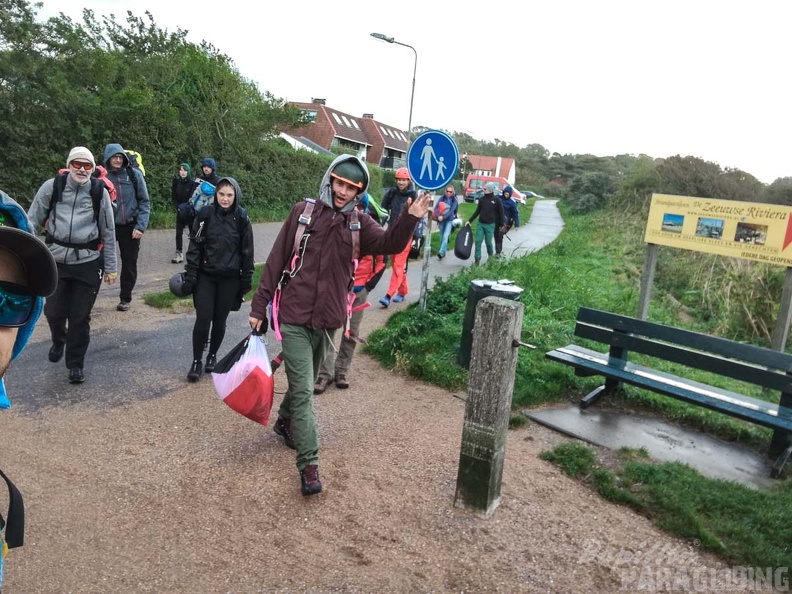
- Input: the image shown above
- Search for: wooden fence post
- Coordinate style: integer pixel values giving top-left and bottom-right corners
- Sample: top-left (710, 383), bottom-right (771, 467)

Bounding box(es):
top-left (454, 296), bottom-right (524, 517)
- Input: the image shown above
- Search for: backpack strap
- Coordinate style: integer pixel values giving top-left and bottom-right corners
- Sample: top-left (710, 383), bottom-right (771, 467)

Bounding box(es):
top-left (126, 165), bottom-right (140, 196)
top-left (272, 199), bottom-right (315, 341)
top-left (45, 174), bottom-right (104, 251)
top-left (0, 469), bottom-right (24, 549)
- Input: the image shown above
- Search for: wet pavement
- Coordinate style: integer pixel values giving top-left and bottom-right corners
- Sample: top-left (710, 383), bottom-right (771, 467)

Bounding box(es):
top-left (525, 405), bottom-right (776, 489)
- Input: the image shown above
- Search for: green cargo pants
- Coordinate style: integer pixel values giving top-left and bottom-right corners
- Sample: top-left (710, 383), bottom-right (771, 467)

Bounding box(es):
top-left (278, 323), bottom-right (332, 470)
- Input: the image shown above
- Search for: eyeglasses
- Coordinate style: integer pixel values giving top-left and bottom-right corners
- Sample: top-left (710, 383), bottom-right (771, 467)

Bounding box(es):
top-left (445, 190), bottom-right (454, 193)
top-left (70, 161), bottom-right (93, 171)
top-left (0, 281), bottom-right (34, 328)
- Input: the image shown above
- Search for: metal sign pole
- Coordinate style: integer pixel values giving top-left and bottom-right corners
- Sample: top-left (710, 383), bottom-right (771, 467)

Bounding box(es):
top-left (405, 130), bottom-right (460, 314)
top-left (418, 197), bottom-right (432, 312)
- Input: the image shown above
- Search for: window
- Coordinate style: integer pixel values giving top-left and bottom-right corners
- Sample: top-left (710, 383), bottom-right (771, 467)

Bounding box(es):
top-left (341, 115), bottom-right (352, 127)
top-left (332, 113), bottom-right (342, 124)
top-left (301, 110), bottom-right (317, 123)
top-left (350, 119), bottom-right (360, 129)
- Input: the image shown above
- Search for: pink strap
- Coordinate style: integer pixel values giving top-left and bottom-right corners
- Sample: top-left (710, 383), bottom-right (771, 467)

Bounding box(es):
top-left (271, 288), bottom-right (283, 341)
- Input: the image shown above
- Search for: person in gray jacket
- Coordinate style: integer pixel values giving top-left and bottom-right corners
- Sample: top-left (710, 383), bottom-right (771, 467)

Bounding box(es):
top-left (103, 143), bottom-right (149, 311)
top-left (27, 147), bottom-right (117, 384)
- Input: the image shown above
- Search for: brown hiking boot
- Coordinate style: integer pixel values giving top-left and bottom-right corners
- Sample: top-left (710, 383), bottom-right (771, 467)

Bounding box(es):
top-left (300, 464), bottom-right (322, 496)
top-left (273, 416), bottom-right (295, 450)
top-left (334, 373), bottom-right (349, 389)
top-left (313, 376), bottom-right (330, 394)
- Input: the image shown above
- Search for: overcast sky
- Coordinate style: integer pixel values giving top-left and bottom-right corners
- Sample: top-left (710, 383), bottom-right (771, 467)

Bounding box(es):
top-left (38, 0), bottom-right (791, 184)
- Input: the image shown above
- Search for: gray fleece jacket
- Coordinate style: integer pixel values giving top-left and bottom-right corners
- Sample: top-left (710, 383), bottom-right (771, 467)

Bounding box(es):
top-left (28, 174), bottom-right (117, 273)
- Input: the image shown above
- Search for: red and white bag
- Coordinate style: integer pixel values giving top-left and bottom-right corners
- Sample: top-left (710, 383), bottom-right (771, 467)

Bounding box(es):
top-left (211, 333), bottom-right (274, 425)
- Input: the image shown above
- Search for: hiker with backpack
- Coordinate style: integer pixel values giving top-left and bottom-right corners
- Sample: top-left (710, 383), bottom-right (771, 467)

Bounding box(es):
top-left (0, 191), bottom-right (58, 588)
top-left (494, 185), bottom-right (520, 257)
top-left (199, 157), bottom-right (220, 186)
top-left (171, 163), bottom-right (199, 264)
top-left (378, 167), bottom-right (418, 308)
top-left (248, 155), bottom-right (431, 496)
top-left (182, 178), bottom-right (254, 382)
top-left (27, 147), bottom-right (118, 384)
top-left (313, 192), bottom-right (386, 395)
top-left (434, 185), bottom-right (459, 259)
top-left (103, 143), bottom-right (150, 312)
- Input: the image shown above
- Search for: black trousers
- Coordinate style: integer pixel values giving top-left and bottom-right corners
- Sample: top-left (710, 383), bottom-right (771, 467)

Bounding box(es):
top-left (175, 211), bottom-right (192, 252)
top-left (45, 259), bottom-right (102, 369)
top-left (116, 223), bottom-right (140, 303)
top-left (192, 274), bottom-right (240, 360)
top-left (494, 224), bottom-right (509, 254)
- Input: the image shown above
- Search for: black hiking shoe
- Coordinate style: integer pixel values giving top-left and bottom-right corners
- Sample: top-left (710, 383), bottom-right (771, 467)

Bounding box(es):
top-left (68, 367), bottom-right (84, 384)
top-left (205, 353), bottom-right (217, 373)
top-left (273, 416), bottom-right (295, 449)
top-left (300, 464), bottom-right (322, 496)
top-left (49, 343), bottom-right (64, 363)
top-left (187, 360), bottom-right (202, 382)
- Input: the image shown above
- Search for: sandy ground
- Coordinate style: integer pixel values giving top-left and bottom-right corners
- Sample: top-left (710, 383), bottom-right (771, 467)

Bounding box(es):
top-left (1, 300), bottom-right (763, 594)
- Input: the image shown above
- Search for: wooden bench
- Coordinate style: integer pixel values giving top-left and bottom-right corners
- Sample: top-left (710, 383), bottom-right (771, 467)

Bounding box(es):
top-left (545, 307), bottom-right (792, 478)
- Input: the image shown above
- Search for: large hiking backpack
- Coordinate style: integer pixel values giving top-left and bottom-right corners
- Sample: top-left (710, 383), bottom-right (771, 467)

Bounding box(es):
top-left (125, 150), bottom-right (145, 176)
top-left (188, 181), bottom-right (216, 219)
top-left (45, 172), bottom-right (110, 251)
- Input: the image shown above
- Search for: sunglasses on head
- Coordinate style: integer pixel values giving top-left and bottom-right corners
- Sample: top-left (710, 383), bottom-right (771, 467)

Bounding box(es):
top-left (0, 281), bottom-right (34, 328)
top-left (70, 161), bottom-right (93, 171)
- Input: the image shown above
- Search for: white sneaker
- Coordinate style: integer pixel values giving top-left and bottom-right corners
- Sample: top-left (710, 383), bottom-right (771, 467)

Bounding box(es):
top-left (172, 251), bottom-right (183, 263)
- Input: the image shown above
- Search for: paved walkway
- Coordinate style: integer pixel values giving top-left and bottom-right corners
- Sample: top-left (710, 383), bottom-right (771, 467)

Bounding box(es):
top-left (8, 200), bottom-right (564, 408)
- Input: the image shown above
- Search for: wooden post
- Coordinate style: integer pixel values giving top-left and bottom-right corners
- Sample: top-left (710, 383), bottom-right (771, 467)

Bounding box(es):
top-left (454, 296), bottom-right (524, 517)
top-left (636, 243), bottom-right (658, 321)
top-left (771, 267), bottom-right (792, 352)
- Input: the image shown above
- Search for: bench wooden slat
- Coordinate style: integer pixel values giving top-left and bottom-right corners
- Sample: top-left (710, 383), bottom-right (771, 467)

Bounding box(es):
top-left (577, 307), bottom-right (792, 372)
top-left (546, 345), bottom-right (792, 432)
top-left (575, 322), bottom-right (792, 393)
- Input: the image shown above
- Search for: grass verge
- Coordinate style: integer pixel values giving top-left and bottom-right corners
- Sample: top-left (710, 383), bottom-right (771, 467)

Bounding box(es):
top-left (364, 202), bottom-right (786, 451)
top-left (540, 441), bottom-right (792, 568)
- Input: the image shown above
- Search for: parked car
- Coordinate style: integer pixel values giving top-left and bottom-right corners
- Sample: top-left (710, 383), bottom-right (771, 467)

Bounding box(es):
top-left (520, 189), bottom-right (545, 199)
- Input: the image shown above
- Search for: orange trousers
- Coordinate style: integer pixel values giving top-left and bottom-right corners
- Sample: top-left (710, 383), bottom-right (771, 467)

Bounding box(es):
top-left (385, 238), bottom-right (412, 297)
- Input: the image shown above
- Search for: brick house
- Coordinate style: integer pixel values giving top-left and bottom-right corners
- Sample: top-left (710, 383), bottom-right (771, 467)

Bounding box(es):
top-left (463, 154), bottom-right (516, 185)
top-left (281, 99), bottom-right (410, 170)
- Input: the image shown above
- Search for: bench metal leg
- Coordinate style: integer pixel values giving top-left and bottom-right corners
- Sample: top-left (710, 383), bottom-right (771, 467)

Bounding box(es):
top-left (769, 428), bottom-right (791, 458)
top-left (771, 445), bottom-right (792, 479)
top-left (580, 378), bottom-right (619, 409)
top-left (580, 386), bottom-right (606, 409)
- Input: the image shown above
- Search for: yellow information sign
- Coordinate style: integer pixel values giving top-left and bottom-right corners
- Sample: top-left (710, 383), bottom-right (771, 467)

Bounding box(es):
top-left (645, 193), bottom-right (792, 267)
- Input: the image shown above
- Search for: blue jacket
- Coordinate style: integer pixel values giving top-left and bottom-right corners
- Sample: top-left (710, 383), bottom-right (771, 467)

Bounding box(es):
top-left (103, 143), bottom-right (150, 231)
top-left (501, 196), bottom-right (520, 227)
top-left (433, 191), bottom-right (458, 223)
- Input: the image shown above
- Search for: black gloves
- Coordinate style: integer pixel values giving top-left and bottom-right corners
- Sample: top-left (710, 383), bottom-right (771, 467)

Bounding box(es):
top-left (252, 316), bottom-right (268, 336)
top-left (364, 269), bottom-right (386, 293)
top-left (182, 280), bottom-right (195, 295)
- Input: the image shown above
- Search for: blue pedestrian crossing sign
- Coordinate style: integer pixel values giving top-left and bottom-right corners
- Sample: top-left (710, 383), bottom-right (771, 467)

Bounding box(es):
top-left (406, 130), bottom-right (459, 191)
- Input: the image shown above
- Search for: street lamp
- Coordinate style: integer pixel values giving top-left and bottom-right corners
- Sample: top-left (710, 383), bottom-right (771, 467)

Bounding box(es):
top-left (370, 32), bottom-right (417, 139)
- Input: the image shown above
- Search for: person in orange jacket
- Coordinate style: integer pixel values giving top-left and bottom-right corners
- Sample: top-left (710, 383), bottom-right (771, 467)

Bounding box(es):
top-left (314, 192), bottom-right (385, 394)
top-left (378, 167), bottom-right (417, 308)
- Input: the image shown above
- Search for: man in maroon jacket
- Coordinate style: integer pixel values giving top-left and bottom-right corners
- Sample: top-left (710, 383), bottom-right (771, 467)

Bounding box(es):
top-left (249, 156), bottom-right (429, 496)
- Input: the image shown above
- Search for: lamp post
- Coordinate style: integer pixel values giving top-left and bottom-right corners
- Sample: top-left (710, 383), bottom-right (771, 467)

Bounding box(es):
top-left (370, 32), bottom-right (417, 139)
